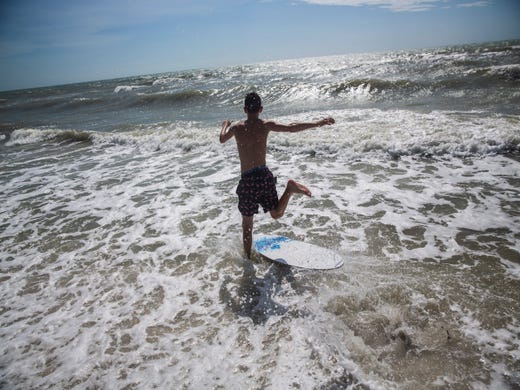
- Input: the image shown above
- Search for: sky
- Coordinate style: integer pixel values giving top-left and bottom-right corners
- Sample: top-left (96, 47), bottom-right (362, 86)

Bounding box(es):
top-left (0, 0), bottom-right (519, 91)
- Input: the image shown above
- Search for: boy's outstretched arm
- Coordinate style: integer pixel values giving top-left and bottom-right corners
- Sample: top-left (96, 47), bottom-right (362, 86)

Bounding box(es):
top-left (220, 120), bottom-right (235, 143)
top-left (268, 117), bottom-right (335, 133)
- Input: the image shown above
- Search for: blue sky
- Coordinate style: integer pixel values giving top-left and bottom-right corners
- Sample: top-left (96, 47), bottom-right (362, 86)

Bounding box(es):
top-left (0, 0), bottom-right (519, 91)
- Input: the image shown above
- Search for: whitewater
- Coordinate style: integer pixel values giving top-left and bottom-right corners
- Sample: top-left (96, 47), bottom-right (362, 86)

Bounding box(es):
top-left (1, 40), bottom-right (519, 389)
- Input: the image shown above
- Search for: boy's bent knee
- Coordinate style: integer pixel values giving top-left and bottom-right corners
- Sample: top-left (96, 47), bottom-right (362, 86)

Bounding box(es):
top-left (270, 209), bottom-right (283, 219)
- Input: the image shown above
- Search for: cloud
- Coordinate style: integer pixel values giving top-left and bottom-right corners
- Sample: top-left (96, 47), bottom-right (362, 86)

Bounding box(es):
top-left (456, 1), bottom-right (490, 7)
top-left (299, 0), bottom-right (455, 12)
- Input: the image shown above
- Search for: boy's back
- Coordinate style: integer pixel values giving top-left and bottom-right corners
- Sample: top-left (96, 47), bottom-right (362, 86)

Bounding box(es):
top-left (232, 118), bottom-right (270, 173)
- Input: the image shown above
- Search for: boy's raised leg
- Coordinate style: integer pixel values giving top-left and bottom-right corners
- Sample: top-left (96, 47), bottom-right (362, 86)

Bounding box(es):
top-left (270, 179), bottom-right (311, 220)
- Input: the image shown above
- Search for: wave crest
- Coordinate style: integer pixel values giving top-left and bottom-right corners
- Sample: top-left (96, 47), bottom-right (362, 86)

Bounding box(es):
top-left (6, 109), bottom-right (518, 159)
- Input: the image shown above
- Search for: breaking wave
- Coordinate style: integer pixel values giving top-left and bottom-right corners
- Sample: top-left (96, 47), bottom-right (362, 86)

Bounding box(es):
top-left (5, 108), bottom-right (519, 159)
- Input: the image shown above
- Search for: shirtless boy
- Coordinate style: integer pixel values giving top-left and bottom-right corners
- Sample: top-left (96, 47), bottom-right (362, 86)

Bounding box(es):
top-left (220, 92), bottom-right (335, 258)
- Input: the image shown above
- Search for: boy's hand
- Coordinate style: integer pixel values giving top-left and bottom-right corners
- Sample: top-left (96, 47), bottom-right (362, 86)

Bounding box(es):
top-left (220, 120), bottom-right (234, 143)
top-left (318, 117), bottom-right (335, 126)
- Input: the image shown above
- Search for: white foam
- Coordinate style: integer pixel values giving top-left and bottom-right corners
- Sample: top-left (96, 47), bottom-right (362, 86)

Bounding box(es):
top-left (1, 111), bottom-right (519, 389)
top-left (6, 127), bottom-right (58, 145)
top-left (113, 85), bottom-right (145, 93)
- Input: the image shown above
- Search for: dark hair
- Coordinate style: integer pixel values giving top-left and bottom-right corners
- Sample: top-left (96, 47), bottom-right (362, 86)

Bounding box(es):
top-left (244, 92), bottom-right (262, 113)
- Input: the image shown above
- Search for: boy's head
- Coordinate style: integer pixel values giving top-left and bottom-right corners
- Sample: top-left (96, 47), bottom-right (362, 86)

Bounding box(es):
top-left (244, 92), bottom-right (262, 114)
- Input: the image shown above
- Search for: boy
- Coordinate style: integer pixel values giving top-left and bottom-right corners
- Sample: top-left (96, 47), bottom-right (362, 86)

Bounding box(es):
top-left (220, 92), bottom-right (335, 258)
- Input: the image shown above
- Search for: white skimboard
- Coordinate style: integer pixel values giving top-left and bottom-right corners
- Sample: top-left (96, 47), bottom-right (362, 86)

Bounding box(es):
top-left (254, 235), bottom-right (343, 270)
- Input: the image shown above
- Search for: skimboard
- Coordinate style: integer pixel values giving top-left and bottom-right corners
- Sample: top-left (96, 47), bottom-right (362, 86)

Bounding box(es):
top-left (254, 235), bottom-right (343, 270)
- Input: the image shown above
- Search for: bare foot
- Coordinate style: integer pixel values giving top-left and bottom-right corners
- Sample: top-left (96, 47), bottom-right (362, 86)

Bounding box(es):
top-left (288, 180), bottom-right (312, 197)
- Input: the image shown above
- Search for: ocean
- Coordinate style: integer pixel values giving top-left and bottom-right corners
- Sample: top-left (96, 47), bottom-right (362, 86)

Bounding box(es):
top-left (1, 40), bottom-right (519, 389)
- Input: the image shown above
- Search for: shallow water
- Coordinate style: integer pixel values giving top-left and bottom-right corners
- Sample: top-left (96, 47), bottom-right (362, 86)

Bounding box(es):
top-left (1, 41), bottom-right (519, 389)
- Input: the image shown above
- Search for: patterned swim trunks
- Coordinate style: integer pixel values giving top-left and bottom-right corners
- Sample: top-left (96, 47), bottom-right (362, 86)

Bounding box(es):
top-left (236, 165), bottom-right (279, 217)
